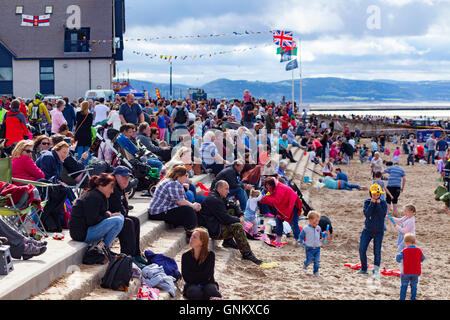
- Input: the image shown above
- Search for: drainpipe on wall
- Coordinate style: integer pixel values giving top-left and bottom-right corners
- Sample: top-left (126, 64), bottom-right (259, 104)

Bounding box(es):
top-left (89, 59), bottom-right (92, 89)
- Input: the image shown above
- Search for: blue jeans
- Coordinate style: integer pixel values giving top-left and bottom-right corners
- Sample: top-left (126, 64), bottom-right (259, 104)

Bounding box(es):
top-left (304, 247), bottom-right (321, 274)
top-left (359, 229), bottom-right (384, 271)
top-left (228, 187), bottom-right (248, 212)
top-left (339, 181), bottom-right (360, 191)
top-left (186, 184), bottom-right (206, 204)
top-left (400, 274), bottom-right (419, 300)
top-left (147, 158), bottom-right (163, 173)
top-left (275, 206), bottom-right (300, 240)
top-left (427, 150), bottom-right (435, 164)
top-left (84, 215), bottom-right (124, 248)
top-left (291, 141), bottom-right (300, 147)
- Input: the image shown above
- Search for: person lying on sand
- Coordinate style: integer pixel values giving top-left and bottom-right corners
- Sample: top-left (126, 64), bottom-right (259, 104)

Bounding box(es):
top-left (317, 176), bottom-right (369, 191)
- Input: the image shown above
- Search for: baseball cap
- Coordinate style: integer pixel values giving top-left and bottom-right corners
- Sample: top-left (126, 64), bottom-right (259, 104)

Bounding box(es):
top-left (113, 166), bottom-right (132, 177)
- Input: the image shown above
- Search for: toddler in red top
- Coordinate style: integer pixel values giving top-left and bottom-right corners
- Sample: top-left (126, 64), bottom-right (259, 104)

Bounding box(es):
top-left (396, 233), bottom-right (425, 300)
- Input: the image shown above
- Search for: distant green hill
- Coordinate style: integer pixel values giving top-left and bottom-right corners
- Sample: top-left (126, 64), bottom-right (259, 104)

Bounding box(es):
top-left (128, 77), bottom-right (450, 102)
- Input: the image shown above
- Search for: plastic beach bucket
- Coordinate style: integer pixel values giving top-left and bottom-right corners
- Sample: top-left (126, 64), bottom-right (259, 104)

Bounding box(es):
top-left (304, 176), bottom-right (310, 183)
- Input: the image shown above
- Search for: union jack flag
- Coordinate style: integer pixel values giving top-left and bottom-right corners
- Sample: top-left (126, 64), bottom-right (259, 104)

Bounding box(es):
top-left (273, 30), bottom-right (293, 48)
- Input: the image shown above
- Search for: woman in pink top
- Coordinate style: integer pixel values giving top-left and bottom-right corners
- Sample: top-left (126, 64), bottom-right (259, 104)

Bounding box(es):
top-left (50, 100), bottom-right (67, 134)
top-left (260, 177), bottom-right (302, 245)
top-left (11, 140), bottom-right (45, 183)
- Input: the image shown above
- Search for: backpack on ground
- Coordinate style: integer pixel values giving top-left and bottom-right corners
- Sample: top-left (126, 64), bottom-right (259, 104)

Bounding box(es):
top-left (173, 106), bottom-right (187, 125)
top-left (101, 254), bottom-right (133, 291)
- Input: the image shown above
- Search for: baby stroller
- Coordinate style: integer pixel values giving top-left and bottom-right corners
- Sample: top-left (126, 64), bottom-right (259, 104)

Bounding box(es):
top-left (291, 182), bottom-right (314, 217)
top-left (104, 128), bottom-right (160, 198)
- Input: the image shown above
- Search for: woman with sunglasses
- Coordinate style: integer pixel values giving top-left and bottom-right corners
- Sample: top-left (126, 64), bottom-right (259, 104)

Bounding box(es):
top-left (32, 135), bottom-right (52, 161)
top-left (11, 140), bottom-right (45, 184)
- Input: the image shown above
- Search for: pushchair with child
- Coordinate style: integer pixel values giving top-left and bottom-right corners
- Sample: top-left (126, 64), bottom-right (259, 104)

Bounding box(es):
top-left (99, 127), bottom-right (160, 198)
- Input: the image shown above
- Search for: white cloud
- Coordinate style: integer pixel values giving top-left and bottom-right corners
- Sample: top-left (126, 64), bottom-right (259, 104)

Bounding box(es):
top-left (304, 36), bottom-right (423, 56)
top-left (118, 0), bottom-right (450, 85)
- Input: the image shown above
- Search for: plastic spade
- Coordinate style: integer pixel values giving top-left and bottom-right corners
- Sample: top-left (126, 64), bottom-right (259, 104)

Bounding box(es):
top-left (387, 214), bottom-right (396, 225)
top-left (324, 224), bottom-right (330, 244)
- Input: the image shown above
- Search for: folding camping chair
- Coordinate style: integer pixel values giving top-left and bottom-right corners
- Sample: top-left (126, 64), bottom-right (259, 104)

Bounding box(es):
top-left (0, 157), bottom-right (57, 237)
top-left (65, 167), bottom-right (95, 198)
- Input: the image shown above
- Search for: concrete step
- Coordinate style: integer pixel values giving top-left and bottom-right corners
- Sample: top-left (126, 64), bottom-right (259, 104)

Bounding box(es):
top-left (1, 201), bottom-right (150, 300)
top-left (81, 228), bottom-right (187, 300)
top-left (286, 147), bottom-right (302, 174)
top-left (29, 218), bottom-right (168, 300)
top-left (292, 151), bottom-right (310, 183)
top-left (29, 173), bottom-right (214, 301)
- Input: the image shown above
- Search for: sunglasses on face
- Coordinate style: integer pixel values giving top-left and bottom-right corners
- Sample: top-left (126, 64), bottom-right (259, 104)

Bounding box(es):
top-left (24, 149), bottom-right (33, 154)
top-left (41, 142), bottom-right (50, 145)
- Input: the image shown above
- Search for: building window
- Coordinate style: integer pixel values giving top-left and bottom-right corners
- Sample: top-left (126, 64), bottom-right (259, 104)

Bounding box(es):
top-left (16, 6), bottom-right (24, 15)
top-left (0, 68), bottom-right (13, 81)
top-left (40, 60), bottom-right (54, 95)
top-left (40, 66), bottom-right (54, 81)
top-left (64, 28), bottom-right (90, 53)
top-left (45, 6), bottom-right (53, 14)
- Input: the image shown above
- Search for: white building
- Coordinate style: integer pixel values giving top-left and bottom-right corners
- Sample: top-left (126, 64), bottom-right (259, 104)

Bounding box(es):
top-left (0, 0), bottom-right (125, 100)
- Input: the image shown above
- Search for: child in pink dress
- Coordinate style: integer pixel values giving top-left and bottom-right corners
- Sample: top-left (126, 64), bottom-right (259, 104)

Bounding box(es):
top-left (243, 90), bottom-right (252, 103)
top-left (392, 147), bottom-right (401, 164)
top-left (392, 205), bottom-right (416, 252)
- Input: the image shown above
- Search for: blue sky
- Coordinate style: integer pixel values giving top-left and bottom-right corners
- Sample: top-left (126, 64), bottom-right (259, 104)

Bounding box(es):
top-left (117, 0), bottom-right (450, 86)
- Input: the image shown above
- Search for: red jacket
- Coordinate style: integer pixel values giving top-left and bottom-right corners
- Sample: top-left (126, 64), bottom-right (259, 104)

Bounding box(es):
top-left (20, 102), bottom-right (28, 120)
top-left (260, 180), bottom-right (302, 223)
top-left (402, 247), bottom-right (424, 275)
top-left (4, 109), bottom-right (28, 146)
top-left (12, 155), bottom-right (45, 183)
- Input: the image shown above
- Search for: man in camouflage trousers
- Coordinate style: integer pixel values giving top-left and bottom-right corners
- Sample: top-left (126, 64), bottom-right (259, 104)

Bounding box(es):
top-left (198, 180), bottom-right (263, 265)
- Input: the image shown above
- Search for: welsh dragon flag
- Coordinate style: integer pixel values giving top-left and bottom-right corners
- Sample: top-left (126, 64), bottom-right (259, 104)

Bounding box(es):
top-left (21, 14), bottom-right (51, 27)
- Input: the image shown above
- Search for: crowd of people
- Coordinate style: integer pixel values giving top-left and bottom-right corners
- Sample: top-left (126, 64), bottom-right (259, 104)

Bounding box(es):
top-left (317, 112), bottom-right (450, 129)
top-left (0, 89), bottom-right (448, 301)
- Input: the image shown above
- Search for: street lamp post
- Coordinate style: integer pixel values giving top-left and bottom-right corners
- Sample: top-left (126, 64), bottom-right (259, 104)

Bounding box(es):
top-left (169, 61), bottom-right (173, 99)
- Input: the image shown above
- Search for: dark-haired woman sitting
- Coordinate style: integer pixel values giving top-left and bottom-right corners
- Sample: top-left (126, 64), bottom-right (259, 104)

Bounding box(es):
top-left (69, 173), bottom-right (124, 248)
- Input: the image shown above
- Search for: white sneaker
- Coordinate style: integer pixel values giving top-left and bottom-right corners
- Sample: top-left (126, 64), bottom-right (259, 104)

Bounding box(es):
top-left (302, 266), bottom-right (308, 273)
top-left (314, 272), bottom-right (320, 277)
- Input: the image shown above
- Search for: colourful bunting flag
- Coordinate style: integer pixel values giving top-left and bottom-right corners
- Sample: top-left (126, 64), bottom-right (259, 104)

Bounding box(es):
top-left (277, 47), bottom-right (297, 55)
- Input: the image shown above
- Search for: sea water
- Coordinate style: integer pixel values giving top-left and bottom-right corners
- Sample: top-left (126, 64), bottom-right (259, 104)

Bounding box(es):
top-left (309, 103), bottom-right (450, 120)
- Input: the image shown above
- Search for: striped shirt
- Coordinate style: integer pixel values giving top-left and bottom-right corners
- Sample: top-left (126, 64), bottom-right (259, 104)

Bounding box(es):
top-left (148, 179), bottom-right (186, 215)
top-left (201, 141), bottom-right (217, 165)
top-left (385, 165), bottom-right (406, 187)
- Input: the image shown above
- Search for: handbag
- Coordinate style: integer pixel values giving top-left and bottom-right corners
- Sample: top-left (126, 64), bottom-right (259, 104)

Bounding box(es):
top-left (82, 240), bottom-right (112, 265)
top-left (74, 113), bottom-right (89, 137)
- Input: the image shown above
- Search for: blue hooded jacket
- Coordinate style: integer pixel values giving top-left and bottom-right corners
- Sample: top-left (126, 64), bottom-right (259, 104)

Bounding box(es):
top-left (363, 199), bottom-right (387, 233)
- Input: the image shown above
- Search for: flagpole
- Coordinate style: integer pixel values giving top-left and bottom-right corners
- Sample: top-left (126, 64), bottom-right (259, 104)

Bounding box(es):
top-left (292, 68), bottom-right (294, 109)
top-left (299, 38), bottom-right (302, 109)
top-left (169, 61), bottom-right (173, 99)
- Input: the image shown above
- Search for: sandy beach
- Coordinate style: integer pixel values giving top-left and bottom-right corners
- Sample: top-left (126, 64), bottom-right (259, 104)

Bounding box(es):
top-left (175, 139), bottom-right (449, 300)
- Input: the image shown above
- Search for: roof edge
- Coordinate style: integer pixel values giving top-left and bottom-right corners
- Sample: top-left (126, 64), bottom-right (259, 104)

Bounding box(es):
top-left (0, 39), bottom-right (17, 58)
